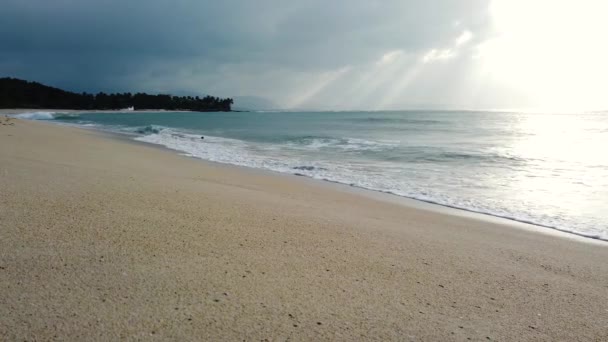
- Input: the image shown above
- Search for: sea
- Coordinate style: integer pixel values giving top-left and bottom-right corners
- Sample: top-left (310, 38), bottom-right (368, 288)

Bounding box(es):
top-left (14, 110), bottom-right (608, 241)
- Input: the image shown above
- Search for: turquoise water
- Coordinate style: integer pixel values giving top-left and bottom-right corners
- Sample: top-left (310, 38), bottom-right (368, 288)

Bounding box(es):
top-left (17, 110), bottom-right (608, 240)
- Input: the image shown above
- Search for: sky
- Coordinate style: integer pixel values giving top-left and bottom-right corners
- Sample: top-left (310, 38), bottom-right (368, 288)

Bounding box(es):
top-left (1, 0), bottom-right (607, 111)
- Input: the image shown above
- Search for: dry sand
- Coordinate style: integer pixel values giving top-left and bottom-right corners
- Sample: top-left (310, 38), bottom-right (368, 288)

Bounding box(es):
top-left (1, 118), bottom-right (607, 341)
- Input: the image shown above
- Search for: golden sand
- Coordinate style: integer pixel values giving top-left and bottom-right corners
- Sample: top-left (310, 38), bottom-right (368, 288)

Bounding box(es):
top-left (1, 119), bottom-right (607, 341)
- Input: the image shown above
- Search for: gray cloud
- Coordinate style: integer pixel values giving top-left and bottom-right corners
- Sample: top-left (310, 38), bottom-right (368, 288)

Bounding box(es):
top-left (1, 0), bottom-right (497, 109)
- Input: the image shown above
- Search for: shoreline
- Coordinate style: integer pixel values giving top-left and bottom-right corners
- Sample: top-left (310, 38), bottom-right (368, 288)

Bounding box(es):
top-left (5, 110), bottom-right (607, 243)
top-left (2, 118), bottom-right (608, 340)
top-left (133, 136), bottom-right (607, 245)
top-left (24, 111), bottom-right (605, 244)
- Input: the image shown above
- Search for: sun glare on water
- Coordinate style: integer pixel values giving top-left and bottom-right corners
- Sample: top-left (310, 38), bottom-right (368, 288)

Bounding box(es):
top-left (477, 0), bottom-right (608, 112)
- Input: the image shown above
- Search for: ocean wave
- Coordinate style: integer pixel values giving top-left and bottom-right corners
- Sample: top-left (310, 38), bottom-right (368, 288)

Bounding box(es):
top-left (12, 112), bottom-right (57, 120)
top-left (54, 113), bottom-right (82, 120)
top-left (416, 151), bottom-right (528, 164)
top-left (350, 117), bottom-right (442, 125)
top-left (128, 125), bottom-right (169, 135)
top-left (284, 135), bottom-right (399, 152)
top-left (293, 165), bottom-right (328, 171)
top-left (11, 112), bottom-right (81, 120)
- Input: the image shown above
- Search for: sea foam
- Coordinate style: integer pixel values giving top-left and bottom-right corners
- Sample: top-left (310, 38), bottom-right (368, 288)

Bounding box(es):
top-left (11, 112), bottom-right (83, 121)
top-left (11, 112), bottom-right (57, 120)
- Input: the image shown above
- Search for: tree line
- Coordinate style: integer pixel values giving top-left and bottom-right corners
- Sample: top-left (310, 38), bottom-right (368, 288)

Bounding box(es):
top-left (0, 77), bottom-right (233, 112)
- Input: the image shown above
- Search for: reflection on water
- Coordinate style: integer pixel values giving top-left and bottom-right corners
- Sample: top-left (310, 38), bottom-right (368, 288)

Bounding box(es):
top-left (505, 113), bottom-right (608, 221)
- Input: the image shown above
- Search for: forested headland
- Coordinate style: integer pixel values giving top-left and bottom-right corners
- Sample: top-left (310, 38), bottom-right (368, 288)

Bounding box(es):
top-left (0, 77), bottom-right (233, 112)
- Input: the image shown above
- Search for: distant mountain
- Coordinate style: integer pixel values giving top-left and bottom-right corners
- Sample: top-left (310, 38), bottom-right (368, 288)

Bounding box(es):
top-left (0, 77), bottom-right (233, 112)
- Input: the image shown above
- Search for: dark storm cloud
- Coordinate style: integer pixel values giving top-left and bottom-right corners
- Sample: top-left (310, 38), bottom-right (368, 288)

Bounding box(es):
top-left (0, 0), bottom-right (492, 107)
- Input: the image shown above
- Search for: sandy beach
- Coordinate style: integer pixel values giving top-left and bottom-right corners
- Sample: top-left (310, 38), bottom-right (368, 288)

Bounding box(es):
top-left (1, 118), bottom-right (607, 341)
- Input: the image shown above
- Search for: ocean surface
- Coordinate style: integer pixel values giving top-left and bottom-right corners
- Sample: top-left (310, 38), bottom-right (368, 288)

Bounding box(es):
top-left (15, 110), bottom-right (608, 241)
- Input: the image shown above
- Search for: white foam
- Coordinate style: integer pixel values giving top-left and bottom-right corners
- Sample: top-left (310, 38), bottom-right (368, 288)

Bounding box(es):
top-left (284, 137), bottom-right (399, 152)
top-left (11, 112), bottom-right (57, 120)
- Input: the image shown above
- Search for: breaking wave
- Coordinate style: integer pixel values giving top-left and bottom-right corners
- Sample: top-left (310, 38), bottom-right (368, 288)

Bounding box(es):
top-left (12, 112), bottom-right (81, 120)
